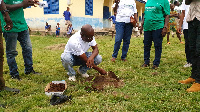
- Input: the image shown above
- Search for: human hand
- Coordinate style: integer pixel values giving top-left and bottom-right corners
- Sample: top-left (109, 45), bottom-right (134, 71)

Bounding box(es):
top-left (115, 0), bottom-right (120, 3)
top-left (161, 27), bottom-right (167, 37)
top-left (86, 57), bottom-right (94, 68)
top-left (139, 25), bottom-right (143, 34)
top-left (4, 14), bottom-right (13, 31)
top-left (177, 27), bottom-right (182, 34)
top-left (22, 0), bottom-right (39, 8)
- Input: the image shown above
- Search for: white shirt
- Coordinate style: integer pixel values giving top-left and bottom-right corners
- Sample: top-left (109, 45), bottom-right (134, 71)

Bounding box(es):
top-left (186, 0), bottom-right (200, 22)
top-left (63, 31), bottom-right (97, 56)
top-left (115, 0), bottom-right (137, 23)
top-left (181, 0), bottom-right (190, 30)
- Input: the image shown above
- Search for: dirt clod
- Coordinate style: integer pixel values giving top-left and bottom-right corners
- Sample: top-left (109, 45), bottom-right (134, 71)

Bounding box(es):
top-left (47, 83), bottom-right (65, 92)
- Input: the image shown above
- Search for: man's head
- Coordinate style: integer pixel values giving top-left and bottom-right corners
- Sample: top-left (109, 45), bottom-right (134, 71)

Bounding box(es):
top-left (57, 23), bottom-right (60, 25)
top-left (67, 7), bottom-right (70, 11)
top-left (80, 24), bottom-right (94, 42)
top-left (114, 12), bottom-right (117, 16)
top-left (174, 1), bottom-right (180, 6)
top-left (170, 4), bottom-right (175, 10)
top-left (46, 22), bottom-right (48, 26)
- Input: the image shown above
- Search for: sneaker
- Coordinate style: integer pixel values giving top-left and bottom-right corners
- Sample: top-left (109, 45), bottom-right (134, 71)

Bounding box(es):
top-left (11, 75), bottom-right (21, 81)
top-left (186, 83), bottom-right (200, 92)
top-left (77, 69), bottom-right (89, 78)
top-left (25, 69), bottom-right (40, 75)
top-left (111, 57), bottom-right (116, 62)
top-left (68, 76), bottom-right (76, 81)
top-left (183, 63), bottom-right (192, 68)
top-left (178, 77), bottom-right (195, 84)
top-left (141, 63), bottom-right (149, 67)
top-left (152, 65), bottom-right (158, 69)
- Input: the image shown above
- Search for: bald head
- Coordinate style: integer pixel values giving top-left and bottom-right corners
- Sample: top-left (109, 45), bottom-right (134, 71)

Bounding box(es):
top-left (80, 24), bottom-right (94, 42)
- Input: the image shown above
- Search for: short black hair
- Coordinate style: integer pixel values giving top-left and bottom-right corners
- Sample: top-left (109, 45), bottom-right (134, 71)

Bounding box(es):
top-left (174, 1), bottom-right (178, 5)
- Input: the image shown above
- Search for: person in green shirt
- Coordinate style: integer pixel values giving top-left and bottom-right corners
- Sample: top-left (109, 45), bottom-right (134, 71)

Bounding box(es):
top-left (140, 0), bottom-right (170, 69)
top-left (0, 0), bottom-right (39, 80)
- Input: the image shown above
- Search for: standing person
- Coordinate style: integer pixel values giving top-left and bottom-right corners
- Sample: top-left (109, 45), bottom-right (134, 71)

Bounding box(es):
top-left (111, 0), bottom-right (138, 62)
top-left (63, 7), bottom-right (71, 28)
top-left (108, 12), bottom-right (116, 38)
top-left (178, 0), bottom-right (200, 92)
top-left (66, 24), bottom-right (74, 38)
top-left (0, 0), bottom-right (19, 92)
top-left (45, 22), bottom-right (51, 35)
top-left (177, 0), bottom-right (191, 67)
top-left (61, 24), bottom-right (107, 81)
top-left (1, 0), bottom-right (39, 80)
top-left (166, 4), bottom-right (182, 44)
top-left (140, 0), bottom-right (170, 69)
top-left (56, 23), bottom-right (60, 37)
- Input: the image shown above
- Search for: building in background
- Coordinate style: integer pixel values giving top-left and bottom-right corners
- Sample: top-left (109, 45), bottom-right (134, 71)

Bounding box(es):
top-left (24, 0), bottom-right (146, 31)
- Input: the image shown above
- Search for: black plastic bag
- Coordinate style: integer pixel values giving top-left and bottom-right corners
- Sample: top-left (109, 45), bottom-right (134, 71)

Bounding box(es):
top-left (50, 93), bottom-right (72, 105)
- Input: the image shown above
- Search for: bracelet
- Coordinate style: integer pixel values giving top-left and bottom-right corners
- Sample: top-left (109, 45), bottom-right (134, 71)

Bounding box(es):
top-left (1, 9), bottom-right (9, 14)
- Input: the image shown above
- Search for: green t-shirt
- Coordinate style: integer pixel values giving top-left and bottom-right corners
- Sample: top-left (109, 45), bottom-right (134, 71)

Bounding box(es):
top-left (143, 0), bottom-right (170, 31)
top-left (0, 0), bottom-right (28, 32)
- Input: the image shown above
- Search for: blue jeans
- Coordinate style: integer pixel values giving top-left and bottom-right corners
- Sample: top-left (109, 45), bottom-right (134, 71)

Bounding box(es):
top-left (144, 29), bottom-right (163, 66)
top-left (112, 22), bottom-right (133, 59)
top-left (3, 30), bottom-right (33, 76)
top-left (61, 52), bottom-right (102, 76)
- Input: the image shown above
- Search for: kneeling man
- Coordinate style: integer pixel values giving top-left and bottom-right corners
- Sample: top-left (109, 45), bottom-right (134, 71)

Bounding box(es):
top-left (61, 24), bottom-right (107, 81)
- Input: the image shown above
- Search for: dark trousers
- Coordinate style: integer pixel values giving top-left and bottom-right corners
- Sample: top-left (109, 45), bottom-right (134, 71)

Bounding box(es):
top-left (183, 29), bottom-right (192, 63)
top-left (144, 29), bottom-right (163, 66)
top-left (0, 26), bottom-right (5, 89)
top-left (188, 18), bottom-right (200, 83)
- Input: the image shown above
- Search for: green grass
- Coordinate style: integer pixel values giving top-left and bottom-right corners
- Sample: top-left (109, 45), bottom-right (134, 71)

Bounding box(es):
top-left (1, 34), bottom-right (199, 111)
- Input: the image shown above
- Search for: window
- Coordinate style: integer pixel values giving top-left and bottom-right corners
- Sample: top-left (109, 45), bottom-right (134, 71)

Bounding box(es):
top-left (44, 0), bottom-right (59, 14)
top-left (85, 0), bottom-right (93, 15)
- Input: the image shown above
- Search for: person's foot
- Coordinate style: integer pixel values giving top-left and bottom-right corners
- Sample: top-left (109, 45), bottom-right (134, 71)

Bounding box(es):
top-left (180, 41), bottom-right (184, 44)
top-left (121, 59), bottom-right (127, 62)
top-left (178, 77), bottom-right (195, 84)
top-left (68, 76), bottom-right (76, 81)
top-left (152, 65), bottom-right (158, 69)
top-left (25, 69), bottom-right (40, 75)
top-left (111, 57), bottom-right (116, 62)
top-left (183, 63), bottom-right (192, 68)
top-left (141, 63), bottom-right (149, 67)
top-left (77, 69), bottom-right (89, 78)
top-left (0, 86), bottom-right (20, 93)
top-left (186, 83), bottom-right (200, 92)
top-left (167, 42), bottom-right (170, 44)
top-left (11, 75), bottom-right (21, 81)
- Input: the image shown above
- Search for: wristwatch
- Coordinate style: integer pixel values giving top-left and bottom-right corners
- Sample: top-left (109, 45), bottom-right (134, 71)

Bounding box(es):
top-left (1, 9), bottom-right (9, 14)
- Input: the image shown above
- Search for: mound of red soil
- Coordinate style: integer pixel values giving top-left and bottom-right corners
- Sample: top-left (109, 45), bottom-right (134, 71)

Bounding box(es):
top-left (47, 83), bottom-right (65, 92)
top-left (85, 71), bottom-right (124, 91)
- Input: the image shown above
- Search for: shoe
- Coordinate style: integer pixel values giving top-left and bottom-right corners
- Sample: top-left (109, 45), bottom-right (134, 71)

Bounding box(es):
top-left (178, 77), bottom-right (195, 84)
top-left (186, 83), bottom-right (200, 92)
top-left (141, 63), bottom-right (149, 67)
top-left (152, 65), bottom-right (158, 69)
top-left (183, 63), bottom-right (192, 68)
top-left (68, 76), bottom-right (76, 81)
top-left (11, 75), bottom-right (21, 81)
top-left (77, 69), bottom-right (89, 78)
top-left (25, 69), bottom-right (40, 75)
top-left (0, 86), bottom-right (20, 93)
top-left (121, 59), bottom-right (127, 62)
top-left (111, 57), bottom-right (116, 62)
top-left (167, 42), bottom-right (170, 44)
top-left (180, 41), bottom-right (184, 44)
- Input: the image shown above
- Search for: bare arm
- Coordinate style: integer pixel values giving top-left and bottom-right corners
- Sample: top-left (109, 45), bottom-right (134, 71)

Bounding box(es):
top-left (5, 0), bottom-right (38, 11)
top-left (161, 15), bottom-right (169, 37)
top-left (177, 10), bottom-right (185, 34)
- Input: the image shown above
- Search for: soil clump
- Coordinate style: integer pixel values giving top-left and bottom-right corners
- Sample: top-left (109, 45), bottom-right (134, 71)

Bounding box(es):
top-left (47, 83), bottom-right (65, 92)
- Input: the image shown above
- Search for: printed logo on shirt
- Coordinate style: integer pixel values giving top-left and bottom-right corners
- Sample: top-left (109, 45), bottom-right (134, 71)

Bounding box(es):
top-left (13, 1), bottom-right (22, 4)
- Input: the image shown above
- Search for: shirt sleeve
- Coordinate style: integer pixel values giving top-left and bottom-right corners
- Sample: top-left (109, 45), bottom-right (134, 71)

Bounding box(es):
top-left (133, 2), bottom-right (137, 13)
top-left (181, 0), bottom-right (186, 10)
top-left (90, 37), bottom-right (97, 47)
top-left (70, 42), bottom-right (85, 56)
top-left (163, 0), bottom-right (170, 16)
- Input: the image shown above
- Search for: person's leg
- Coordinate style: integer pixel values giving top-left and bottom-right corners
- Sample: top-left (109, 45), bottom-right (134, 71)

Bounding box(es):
top-left (143, 31), bottom-right (153, 65)
top-left (17, 30), bottom-right (34, 74)
top-left (112, 22), bottom-right (125, 59)
top-left (121, 23), bottom-right (133, 60)
top-left (183, 29), bottom-right (192, 64)
top-left (3, 32), bottom-right (20, 78)
top-left (61, 53), bottom-right (76, 76)
top-left (0, 33), bottom-right (5, 89)
top-left (152, 28), bottom-right (163, 67)
top-left (79, 52), bottom-right (102, 74)
top-left (167, 32), bottom-right (170, 44)
top-left (176, 31), bottom-right (182, 42)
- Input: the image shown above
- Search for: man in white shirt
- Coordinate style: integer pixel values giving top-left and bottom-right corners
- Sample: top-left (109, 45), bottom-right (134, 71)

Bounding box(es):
top-left (177, 0), bottom-right (191, 67)
top-left (61, 24), bottom-right (107, 81)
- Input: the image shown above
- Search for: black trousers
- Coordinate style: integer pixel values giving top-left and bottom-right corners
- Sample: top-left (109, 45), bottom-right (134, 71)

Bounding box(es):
top-left (183, 29), bottom-right (192, 63)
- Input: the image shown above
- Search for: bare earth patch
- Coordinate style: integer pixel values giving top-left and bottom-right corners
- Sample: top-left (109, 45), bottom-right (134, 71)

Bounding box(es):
top-left (45, 43), bottom-right (66, 50)
top-left (85, 71), bottom-right (124, 91)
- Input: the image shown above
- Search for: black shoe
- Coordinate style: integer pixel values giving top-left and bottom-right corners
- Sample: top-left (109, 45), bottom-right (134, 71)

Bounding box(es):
top-left (25, 69), bottom-right (40, 75)
top-left (152, 65), bottom-right (158, 69)
top-left (11, 75), bottom-right (21, 81)
top-left (1, 86), bottom-right (20, 93)
top-left (141, 63), bottom-right (149, 67)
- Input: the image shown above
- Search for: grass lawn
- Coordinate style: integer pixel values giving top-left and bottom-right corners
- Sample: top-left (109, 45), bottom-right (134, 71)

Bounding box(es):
top-left (1, 34), bottom-right (199, 111)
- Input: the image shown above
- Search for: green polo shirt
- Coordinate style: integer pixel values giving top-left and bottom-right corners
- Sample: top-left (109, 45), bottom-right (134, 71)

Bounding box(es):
top-left (143, 0), bottom-right (170, 31)
top-left (0, 0), bottom-right (28, 32)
